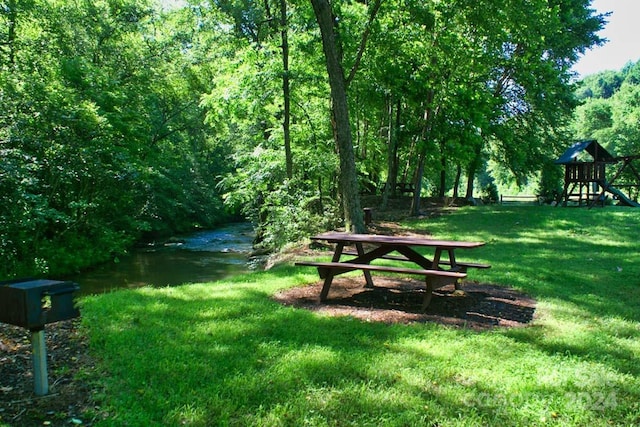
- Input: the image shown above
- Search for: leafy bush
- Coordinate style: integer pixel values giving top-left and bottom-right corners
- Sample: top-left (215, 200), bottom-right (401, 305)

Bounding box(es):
top-left (537, 161), bottom-right (564, 203)
top-left (256, 185), bottom-right (341, 251)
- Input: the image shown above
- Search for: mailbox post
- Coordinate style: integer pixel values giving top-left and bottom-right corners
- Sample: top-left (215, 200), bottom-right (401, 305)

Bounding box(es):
top-left (0, 279), bottom-right (80, 396)
top-left (31, 328), bottom-right (48, 395)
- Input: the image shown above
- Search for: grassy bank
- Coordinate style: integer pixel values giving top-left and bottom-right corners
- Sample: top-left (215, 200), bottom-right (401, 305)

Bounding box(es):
top-left (78, 205), bottom-right (639, 426)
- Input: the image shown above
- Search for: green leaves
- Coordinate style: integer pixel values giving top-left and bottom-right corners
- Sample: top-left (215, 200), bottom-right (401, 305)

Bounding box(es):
top-left (0, 0), bottom-right (231, 278)
top-left (0, 0), bottom-right (611, 276)
top-left (572, 60), bottom-right (640, 161)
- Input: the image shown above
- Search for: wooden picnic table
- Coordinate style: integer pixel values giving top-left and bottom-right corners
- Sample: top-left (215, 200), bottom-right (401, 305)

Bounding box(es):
top-left (296, 232), bottom-right (489, 310)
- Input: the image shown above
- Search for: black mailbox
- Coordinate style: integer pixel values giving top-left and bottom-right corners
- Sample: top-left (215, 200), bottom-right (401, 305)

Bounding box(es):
top-left (0, 279), bottom-right (80, 331)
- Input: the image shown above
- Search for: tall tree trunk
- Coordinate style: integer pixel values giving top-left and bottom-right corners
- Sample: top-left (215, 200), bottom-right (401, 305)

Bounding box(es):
top-left (411, 154), bottom-right (426, 216)
top-left (280, 0), bottom-right (292, 179)
top-left (6, 0), bottom-right (17, 66)
top-left (410, 93), bottom-right (437, 216)
top-left (453, 164), bottom-right (462, 198)
top-left (401, 137), bottom-right (416, 183)
top-left (310, 0), bottom-right (364, 233)
top-left (465, 166), bottom-right (476, 201)
top-left (438, 143), bottom-right (446, 199)
top-left (382, 97), bottom-right (400, 209)
top-left (465, 142), bottom-right (483, 200)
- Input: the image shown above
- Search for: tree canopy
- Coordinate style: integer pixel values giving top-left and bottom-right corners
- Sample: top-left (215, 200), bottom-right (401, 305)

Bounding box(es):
top-left (571, 60), bottom-right (640, 195)
top-left (0, 0), bottom-right (606, 278)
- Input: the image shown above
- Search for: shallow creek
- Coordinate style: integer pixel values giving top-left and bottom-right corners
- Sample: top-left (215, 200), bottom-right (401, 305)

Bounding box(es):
top-left (67, 223), bottom-right (256, 295)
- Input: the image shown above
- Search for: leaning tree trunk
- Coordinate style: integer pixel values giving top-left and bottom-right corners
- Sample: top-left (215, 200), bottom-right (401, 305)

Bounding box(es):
top-left (311, 0), bottom-right (364, 233)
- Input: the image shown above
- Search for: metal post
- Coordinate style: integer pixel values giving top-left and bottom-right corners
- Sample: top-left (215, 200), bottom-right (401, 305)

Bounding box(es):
top-left (30, 329), bottom-right (49, 396)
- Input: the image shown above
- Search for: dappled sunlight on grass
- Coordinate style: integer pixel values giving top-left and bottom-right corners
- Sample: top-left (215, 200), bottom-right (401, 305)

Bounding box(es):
top-left (78, 206), bottom-right (640, 426)
top-left (418, 206), bottom-right (639, 306)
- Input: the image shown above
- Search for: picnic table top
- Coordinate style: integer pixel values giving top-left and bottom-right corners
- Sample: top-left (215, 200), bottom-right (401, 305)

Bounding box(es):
top-left (310, 232), bottom-right (485, 249)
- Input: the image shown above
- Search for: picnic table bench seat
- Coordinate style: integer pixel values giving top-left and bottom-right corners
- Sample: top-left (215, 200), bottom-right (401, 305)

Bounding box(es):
top-left (295, 261), bottom-right (466, 280)
top-left (340, 250), bottom-right (491, 272)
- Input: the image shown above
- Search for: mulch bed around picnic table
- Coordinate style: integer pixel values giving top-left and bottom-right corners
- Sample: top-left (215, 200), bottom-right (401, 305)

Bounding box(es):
top-left (274, 276), bottom-right (537, 329)
top-left (272, 213), bottom-right (537, 330)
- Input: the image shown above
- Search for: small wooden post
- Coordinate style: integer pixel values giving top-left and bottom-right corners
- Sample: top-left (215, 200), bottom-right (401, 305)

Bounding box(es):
top-left (30, 330), bottom-right (49, 396)
top-left (363, 207), bottom-right (373, 225)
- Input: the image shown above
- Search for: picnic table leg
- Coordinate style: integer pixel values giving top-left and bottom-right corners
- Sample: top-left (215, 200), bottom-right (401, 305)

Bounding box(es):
top-left (446, 249), bottom-right (465, 290)
top-left (355, 243), bottom-right (375, 288)
top-left (432, 248), bottom-right (443, 269)
top-left (422, 274), bottom-right (464, 311)
top-left (447, 249), bottom-right (456, 269)
top-left (421, 281), bottom-right (434, 311)
top-left (320, 242), bottom-right (344, 301)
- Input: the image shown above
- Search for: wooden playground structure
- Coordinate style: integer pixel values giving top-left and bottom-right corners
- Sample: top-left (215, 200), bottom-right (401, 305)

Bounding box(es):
top-left (555, 139), bottom-right (640, 207)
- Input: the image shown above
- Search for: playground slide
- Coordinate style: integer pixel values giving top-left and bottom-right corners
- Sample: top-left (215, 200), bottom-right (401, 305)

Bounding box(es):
top-left (604, 184), bottom-right (640, 207)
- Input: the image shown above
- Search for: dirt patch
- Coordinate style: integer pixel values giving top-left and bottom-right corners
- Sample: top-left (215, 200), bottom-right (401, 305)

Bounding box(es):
top-left (274, 277), bottom-right (536, 330)
top-left (0, 320), bottom-right (101, 427)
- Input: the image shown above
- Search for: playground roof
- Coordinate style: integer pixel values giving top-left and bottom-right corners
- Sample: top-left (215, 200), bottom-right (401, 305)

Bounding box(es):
top-left (555, 139), bottom-right (616, 164)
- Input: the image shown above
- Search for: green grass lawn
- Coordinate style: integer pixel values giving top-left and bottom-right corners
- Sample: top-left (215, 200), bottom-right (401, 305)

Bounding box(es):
top-left (79, 205), bottom-right (640, 426)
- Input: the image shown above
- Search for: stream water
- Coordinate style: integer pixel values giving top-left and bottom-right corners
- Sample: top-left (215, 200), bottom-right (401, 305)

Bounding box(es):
top-left (68, 223), bottom-right (256, 296)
